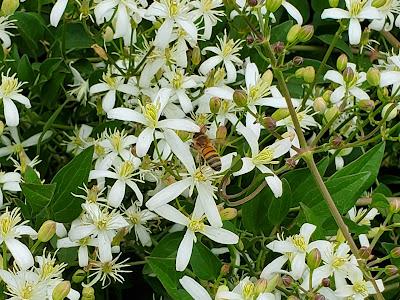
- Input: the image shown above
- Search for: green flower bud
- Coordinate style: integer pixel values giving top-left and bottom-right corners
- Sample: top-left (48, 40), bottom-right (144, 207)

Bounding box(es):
top-left (372, 0), bottom-right (387, 8)
top-left (216, 125), bottom-right (227, 140)
top-left (0, 121), bottom-right (4, 136)
top-left (191, 46), bottom-right (201, 66)
top-left (233, 90), bottom-right (248, 107)
top-left (313, 97), bottom-right (327, 113)
top-left (307, 248), bottom-right (321, 270)
top-left (82, 287), bottom-right (95, 300)
top-left (295, 67), bottom-right (305, 79)
top-left (298, 25), bottom-right (314, 42)
top-left (343, 67), bottom-right (355, 84)
top-left (359, 246), bottom-right (371, 259)
top-left (358, 99), bottom-right (375, 111)
top-left (102, 26), bottom-right (114, 42)
top-left (303, 66), bottom-right (315, 83)
top-left (287, 296), bottom-right (300, 300)
top-left (254, 279), bottom-right (267, 294)
top-left (391, 247), bottom-right (400, 258)
top-left (265, 0), bottom-right (283, 12)
top-left (209, 97), bottom-right (221, 114)
top-left (336, 54), bottom-right (348, 72)
top-left (282, 275), bottom-right (293, 287)
top-left (389, 198), bottom-right (400, 213)
top-left (385, 265), bottom-right (398, 276)
top-left (271, 108), bottom-right (290, 120)
top-left (382, 103), bottom-right (398, 121)
top-left (377, 87), bottom-right (389, 102)
top-left (265, 274), bottom-right (279, 292)
top-left (1, 0), bottom-right (19, 15)
top-left (366, 67), bottom-right (380, 86)
top-left (324, 106), bottom-right (339, 123)
top-left (52, 281), bottom-right (71, 300)
top-left (37, 220), bottom-right (56, 242)
top-left (360, 28), bottom-right (371, 47)
top-left (329, 0), bottom-right (339, 7)
top-left (262, 69), bottom-right (274, 86)
top-left (220, 264), bottom-right (230, 275)
top-left (72, 269), bottom-right (86, 283)
top-left (220, 207), bottom-right (237, 221)
top-left (286, 24), bottom-right (301, 43)
top-left (322, 90), bottom-right (332, 102)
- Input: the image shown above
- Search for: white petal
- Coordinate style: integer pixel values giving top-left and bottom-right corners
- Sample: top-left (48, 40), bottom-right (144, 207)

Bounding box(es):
top-left (224, 60), bottom-right (237, 83)
top-left (5, 238), bottom-right (34, 270)
top-left (201, 226), bottom-right (239, 244)
top-left (50, 0), bottom-right (68, 26)
top-left (163, 129), bottom-right (196, 173)
top-left (290, 252), bottom-right (306, 280)
top-left (321, 8), bottom-right (350, 19)
top-left (349, 87), bottom-right (369, 100)
top-left (3, 98), bottom-right (19, 127)
top-left (348, 18), bottom-right (361, 45)
top-left (154, 19), bottom-right (174, 49)
top-left (78, 246), bottom-right (89, 267)
top-left (324, 70), bottom-right (344, 85)
top-left (158, 119), bottom-right (200, 132)
top-left (114, 4), bottom-right (129, 38)
top-left (107, 107), bottom-right (147, 124)
top-left (136, 127), bottom-right (155, 157)
top-left (330, 86), bottom-right (346, 103)
top-left (176, 230), bottom-right (195, 271)
top-left (196, 183), bottom-right (222, 228)
top-left (179, 276), bottom-right (212, 300)
top-left (152, 204), bottom-right (188, 226)
top-left (379, 71), bottom-right (400, 87)
top-left (233, 157), bottom-right (255, 176)
top-left (260, 255), bottom-right (288, 279)
top-left (176, 18), bottom-right (197, 42)
top-left (146, 178), bottom-right (192, 209)
top-left (97, 233), bottom-right (113, 262)
top-left (199, 56), bottom-right (222, 75)
top-left (108, 180), bottom-right (126, 208)
top-left (102, 90), bottom-right (116, 112)
top-left (282, 1), bottom-right (303, 25)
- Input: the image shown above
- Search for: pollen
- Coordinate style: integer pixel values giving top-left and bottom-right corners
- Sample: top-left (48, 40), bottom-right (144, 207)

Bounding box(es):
top-left (20, 284), bottom-right (34, 299)
top-left (252, 147), bottom-right (274, 165)
top-left (349, 0), bottom-right (367, 16)
top-left (332, 256), bottom-right (348, 268)
top-left (242, 282), bottom-right (255, 299)
top-left (143, 103), bottom-right (159, 128)
top-left (353, 281), bottom-right (369, 296)
top-left (291, 234), bottom-right (307, 252)
top-left (119, 161), bottom-right (135, 178)
top-left (188, 219), bottom-right (205, 232)
top-left (0, 74), bottom-right (20, 96)
top-left (102, 73), bottom-right (118, 89)
top-left (172, 70), bottom-right (184, 89)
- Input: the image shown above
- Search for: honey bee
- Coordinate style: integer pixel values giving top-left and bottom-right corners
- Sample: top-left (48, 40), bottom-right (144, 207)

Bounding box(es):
top-left (192, 126), bottom-right (222, 171)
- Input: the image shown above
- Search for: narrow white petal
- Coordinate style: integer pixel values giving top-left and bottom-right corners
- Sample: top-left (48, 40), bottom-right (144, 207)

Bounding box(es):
top-left (5, 239), bottom-right (34, 270)
top-left (201, 226), bottom-right (238, 244)
top-left (179, 276), bottom-right (212, 300)
top-left (176, 230), bottom-right (195, 271)
top-left (50, 0), bottom-right (68, 26)
top-left (146, 178), bottom-right (192, 209)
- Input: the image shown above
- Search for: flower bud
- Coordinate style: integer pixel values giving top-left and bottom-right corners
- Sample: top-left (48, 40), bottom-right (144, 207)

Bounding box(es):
top-left (52, 281), bottom-right (71, 300)
top-left (377, 87), bottom-right (389, 102)
top-left (37, 220), bottom-right (56, 242)
top-left (102, 26), bottom-right (114, 42)
top-left (287, 296), bottom-right (299, 300)
top-left (248, 0), bottom-right (258, 6)
top-left (381, 103), bottom-right (398, 121)
top-left (324, 106), bottom-right (339, 123)
top-left (389, 198), bottom-right (400, 213)
top-left (359, 246), bottom-right (371, 259)
top-left (216, 125), bottom-right (227, 141)
top-left (191, 46), bottom-right (201, 66)
top-left (307, 248), bottom-right (321, 270)
top-left (360, 28), bottom-right (371, 47)
top-left (292, 56), bottom-right (304, 66)
top-left (372, 0), bottom-right (386, 8)
top-left (91, 44), bottom-right (108, 60)
top-left (366, 68), bottom-right (380, 86)
top-left (343, 67), bottom-right (355, 84)
top-left (263, 116), bottom-right (277, 131)
top-left (323, 90), bottom-right (332, 102)
top-left (272, 41), bottom-right (285, 54)
top-left (331, 135), bottom-right (343, 147)
top-left (220, 207), bottom-right (237, 220)
top-left (216, 285), bottom-right (230, 299)
top-left (262, 70), bottom-right (274, 86)
top-left (0, 121), bottom-right (4, 136)
top-left (209, 97), bottom-right (221, 114)
top-left (72, 269), bottom-right (86, 283)
top-left (82, 287), bottom-right (95, 300)
top-left (295, 67), bottom-right (305, 79)
top-left (246, 34), bottom-right (255, 45)
top-left (313, 97), bottom-right (327, 113)
top-left (1, 0), bottom-right (19, 15)
top-left (220, 263), bottom-right (231, 275)
top-left (233, 90), bottom-right (248, 107)
top-left (303, 66), bottom-right (315, 83)
top-left (385, 265), bottom-right (398, 276)
top-left (329, 0), bottom-right (339, 7)
top-left (390, 247), bottom-right (400, 258)
top-left (255, 279), bottom-right (267, 294)
top-left (265, 274), bottom-right (279, 292)
top-left (265, 0), bottom-right (283, 12)
top-left (271, 108), bottom-right (289, 120)
top-left (282, 275), bottom-right (293, 287)
top-left (321, 277), bottom-right (330, 287)
top-left (336, 54), bottom-right (348, 72)
top-left (358, 99), bottom-right (375, 112)
top-left (298, 25), bottom-right (314, 42)
top-left (314, 294), bottom-right (326, 300)
top-left (287, 24), bottom-right (301, 43)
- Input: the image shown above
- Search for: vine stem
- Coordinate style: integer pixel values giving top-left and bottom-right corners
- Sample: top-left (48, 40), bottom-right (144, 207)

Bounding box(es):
top-left (261, 38), bottom-right (385, 300)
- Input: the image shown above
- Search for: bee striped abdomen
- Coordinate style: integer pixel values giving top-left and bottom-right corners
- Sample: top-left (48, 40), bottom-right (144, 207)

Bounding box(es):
top-left (202, 146), bottom-right (222, 171)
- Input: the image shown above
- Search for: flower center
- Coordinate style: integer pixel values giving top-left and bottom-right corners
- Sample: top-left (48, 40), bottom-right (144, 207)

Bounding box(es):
top-left (41, 261), bottom-right (55, 278)
top-left (87, 186), bottom-right (100, 203)
top-left (252, 148), bottom-right (274, 165)
top-left (20, 283), bottom-right (34, 299)
top-left (95, 144), bottom-right (106, 156)
top-left (167, 0), bottom-right (179, 17)
top-left (332, 256), bottom-right (348, 268)
top-left (1, 77), bottom-right (19, 96)
top-left (349, 0), bottom-right (367, 16)
top-left (202, 0), bottom-right (213, 11)
top-left (172, 71), bottom-right (184, 89)
top-left (221, 39), bottom-right (236, 57)
top-left (129, 212), bottom-right (141, 225)
top-left (110, 132), bottom-right (123, 152)
top-left (79, 236), bottom-right (91, 246)
top-left (102, 73), bottom-right (118, 89)
top-left (143, 103), bottom-right (159, 127)
top-left (242, 282), bottom-right (255, 299)
top-left (353, 281), bottom-right (368, 296)
top-left (188, 219), bottom-right (205, 232)
top-left (194, 168), bottom-right (207, 182)
top-left (291, 234), bottom-right (307, 252)
top-left (102, 262), bottom-right (113, 274)
top-left (119, 161), bottom-right (135, 178)
top-left (0, 215), bottom-right (12, 238)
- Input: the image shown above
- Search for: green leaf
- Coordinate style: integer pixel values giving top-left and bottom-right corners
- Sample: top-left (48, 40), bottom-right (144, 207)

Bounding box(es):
top-left (23, 166), bottom-right (41, 184)
top-left (190, 242), bottom-right (221, 280)
top-left (64, 23), bottom-right (92, 49)
top-left (300, 202), bottom-right (325, 238)
top-left (317, 34), bottom-right (353, 59)
top-left (17, 55), bottom-right (35, 83)
top-left (270, 20), bottom-right (293, 43)
top-left (371, 193), bottom-right (389, 216)
top-left (267, 179), bottom-right (292, 225)
top-left (50, 146), bottom-right (94, 222)
top-left (21, 183), bottom-right (56, 215)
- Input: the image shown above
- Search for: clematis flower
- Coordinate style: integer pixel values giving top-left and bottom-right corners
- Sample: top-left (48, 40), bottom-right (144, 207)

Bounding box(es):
top-left (321, 0), bottom-right (382, 45)
top-left (0, 169), bottom-right (21, 207)
top-left (68, 63), bottom-right (89, 104)
top-left (0, 71), bottom-right (31, 127)
top-left (147, 0), bottom-right (197, 49)
top-left (233, 125), bottom-right (291, 198)
top-left (199, 33), bottom-right (242, 83)
top-left (65, 124), bottom-right (94, 155)
top-left (217, 277), bottom-right (278, 300)
top-left (369, 0), bottom-right (400, 31)
top-left (0, 269), bottom-right (46, 299)
top-left (107, 88), bottom-right (200, 157)
top-left (0, 16), bottom-right (16, 48)
top-left (0, 207), bottom-right (37, 270)
top-left (379, 53), bottom-right (400, 94)
top-left (190, 0), bottom-right (224, 39)
top-left (153, 203), bottom-right (238, 271)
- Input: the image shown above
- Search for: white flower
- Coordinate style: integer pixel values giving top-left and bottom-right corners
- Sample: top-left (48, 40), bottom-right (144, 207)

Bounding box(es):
top-left (179, 276), bottom-right (212, 300)
top-left (68, 63), bottom-right (89, 104)
top-left (190, 0), bottom-right (224, 39)
top-left (0, 127), bottom-right (52, 158)
top-left (153, 203), bottom-right (238, 271)
top-left (90, 71), bottom-right (138, 113)
top-left (0, 169), bottom-right (21, 206)
top-left (124, 202), bottom-right (157, 247)
top-left (147, 0), bottom-right (197, 49)
top-left (329, 148), bottom-right (353, 170)
top-left (50, 0), bottom-right (68, 26)
top-left (217, 277), bottom-right (277, 300)
top-left (369, 0), bottom-right (400, 31)
top-left (98, 129), bottom-right (137, 162)
top-left (0, 208), bottom-right (37, 270)
top-left (65, 124), bottom-right (93, 155)
top-left (348, 206), bottom-right (379, 226)
top-left (380, 53), bottom-right (400, 93)
top-left (199, 34), bottom-right (242, 83)
top-left (107, 88), bottom-right (200, 157)
top-left (146, 129), bottom-right (234, 227)
top-left (324, 63), bottom-right (369, 104)
top-left (335, 268), bottom-right (384, 299)
top-left (57, 234), bottom-right (99, 267)
top-left (234, 125), bottom-right (291, 198)
top-left (281, 0), bottom-right (304, 24)
top-left (0, 71), bottom-right (31, 127)
top-left (0, 16), bottom-right (16, 48)
top-left (68, 203), bottom-right (129, 262)
top-left (0, 269), bottom-right (46, 300)
top-left (267, 223), bottom-right (317, 280)
top-left (321, 0), bottom-right (382, 45)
